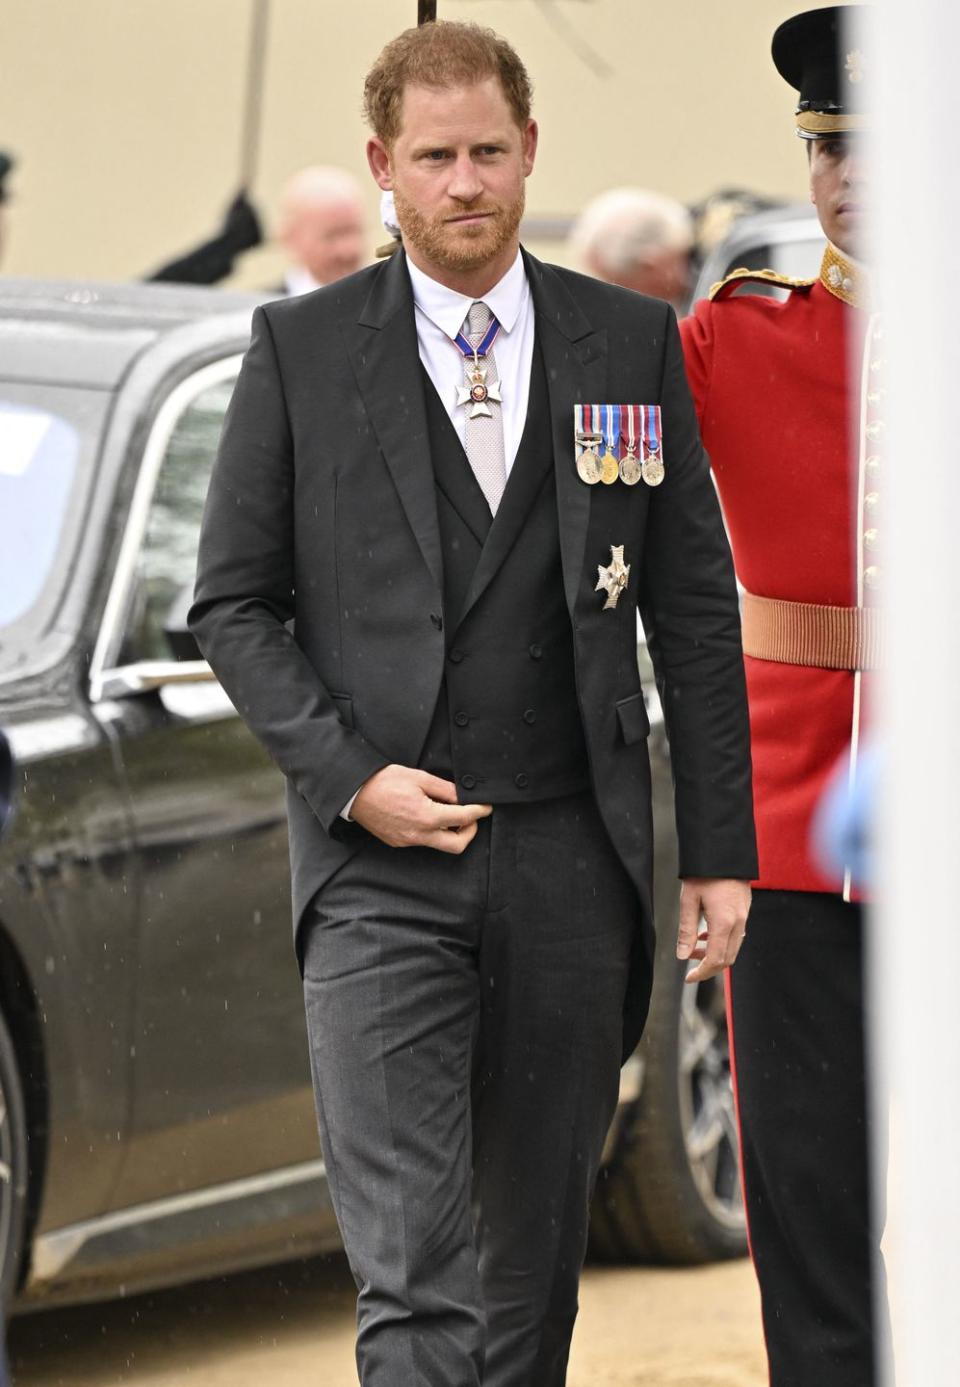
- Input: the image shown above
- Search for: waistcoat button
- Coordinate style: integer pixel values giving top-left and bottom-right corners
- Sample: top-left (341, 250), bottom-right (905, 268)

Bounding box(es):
top-left (454, 711), bottom-right (470, 727)
top-left (522, 709), bottom-right (536, 724)
top-left (514, 772), bottom-right (529, 789)
top-left (460, 773), bottom-right (477, 790)
top-left (528, 643), bottom-right (543, 660)
top-left (448, 648), bottom-right (465, 664)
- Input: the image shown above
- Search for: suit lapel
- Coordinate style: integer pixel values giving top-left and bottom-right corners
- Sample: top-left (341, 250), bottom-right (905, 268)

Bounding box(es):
top-left (341, 251), bottom-right (443, 592)
top-left (524, 252), bottom-right (607, 616)
top-left (420, 368), bottom-right (492, 547)
top-left (457, 349), bottom-right (554, 627)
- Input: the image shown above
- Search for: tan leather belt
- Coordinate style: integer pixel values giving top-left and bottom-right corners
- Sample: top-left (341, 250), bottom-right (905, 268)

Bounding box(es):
top-left (741, 592), bottom-right (884, 671)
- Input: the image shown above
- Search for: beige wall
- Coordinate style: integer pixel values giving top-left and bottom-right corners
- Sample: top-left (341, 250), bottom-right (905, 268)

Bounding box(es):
top-left (1, 0), bottom-right (823, 287)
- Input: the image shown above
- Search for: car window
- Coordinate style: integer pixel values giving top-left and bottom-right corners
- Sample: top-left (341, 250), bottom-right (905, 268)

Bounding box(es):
top-left (0, 404), bottom-right (80, 627)
top-left (0, 385), bottom-right (108, 670)
top-left (120, 374), bottom-right (237, 663)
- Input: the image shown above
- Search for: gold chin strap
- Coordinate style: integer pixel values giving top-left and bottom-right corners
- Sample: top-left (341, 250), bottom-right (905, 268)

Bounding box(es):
top-left (820, 243), bottom-right (871, 310)
top-left (796, 110), bottom-right (868, 136)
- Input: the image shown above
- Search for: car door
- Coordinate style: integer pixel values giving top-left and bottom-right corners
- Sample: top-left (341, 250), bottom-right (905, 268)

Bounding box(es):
top-left (91, 356), bottom-right (321, 1211)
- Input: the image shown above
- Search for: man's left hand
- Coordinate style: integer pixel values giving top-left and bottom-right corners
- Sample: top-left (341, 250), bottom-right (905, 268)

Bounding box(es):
top-left (676, 878), bottom-right (752, 983)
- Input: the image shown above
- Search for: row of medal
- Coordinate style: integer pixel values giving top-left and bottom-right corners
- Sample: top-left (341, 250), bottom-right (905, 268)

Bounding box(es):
top-left (574, 403), bottom-right (665, 487)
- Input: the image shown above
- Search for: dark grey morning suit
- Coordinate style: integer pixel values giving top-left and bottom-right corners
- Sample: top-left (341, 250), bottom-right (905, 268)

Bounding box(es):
top-left (190, 248), bottom-right (757, 1385)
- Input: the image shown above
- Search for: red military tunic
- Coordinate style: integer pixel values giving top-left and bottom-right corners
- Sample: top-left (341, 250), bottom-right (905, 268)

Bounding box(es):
top-left (680, 248), bottom-right (880, 895)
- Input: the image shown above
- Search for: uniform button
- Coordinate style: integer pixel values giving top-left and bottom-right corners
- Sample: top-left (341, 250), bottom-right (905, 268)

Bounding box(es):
top-left (460, 774), bottom-right (477, 790)
top-left (429, 612), bottom-right (443, 631)
top-left (454, 711), bottom-right (470, 727)
top-left (863, 527), bottom-right (879, 550)
top-left (514, 772), bottom-right (529, 789)
top-left (864, 565), bottom-right (881, 589)
top-left (864, 490), bottom-right (880, 512)
top-left (528, 643), bottom-right (543, 660)
top-left (522, 708), bottom-right (536, 724)
top-left (865, 420), bottom-right (885, 440)
top-left (865, 455), bottom-right (881, 476)
top-left (448, 648), bottom-right (465, 664)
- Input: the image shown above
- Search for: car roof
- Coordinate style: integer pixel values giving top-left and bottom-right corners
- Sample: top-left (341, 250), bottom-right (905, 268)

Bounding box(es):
top-left (0, 277), bottom-right (264, 389)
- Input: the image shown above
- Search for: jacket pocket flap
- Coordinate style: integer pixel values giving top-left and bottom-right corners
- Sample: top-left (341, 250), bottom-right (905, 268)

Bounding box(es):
top-left (331, 692), bottom-right (354, 729)
top-left (616, 691), bottom-right (650, 745)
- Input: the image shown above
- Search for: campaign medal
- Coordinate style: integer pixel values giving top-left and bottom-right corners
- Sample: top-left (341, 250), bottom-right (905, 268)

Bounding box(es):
top-left (619, 404), bottom-right (642, 486)
top-left (599, 403), bottom-right (620, 485)
top-left (642, 405), bottom-right (665, 487)
top-left (596, 544), bottom-right (631, 611)
top-left (575, 404), bottom-right (602, 485)
top-left (452, 314), bottom-right (503, 419)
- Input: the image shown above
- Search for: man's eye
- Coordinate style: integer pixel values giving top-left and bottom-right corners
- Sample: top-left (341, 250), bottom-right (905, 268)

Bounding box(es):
top-left (424, 150), bottom-right (449, 161)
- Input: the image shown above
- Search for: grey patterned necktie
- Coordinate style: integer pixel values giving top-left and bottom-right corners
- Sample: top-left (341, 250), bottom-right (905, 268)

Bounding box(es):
top-left (463, 301), bottom-right (507, 515)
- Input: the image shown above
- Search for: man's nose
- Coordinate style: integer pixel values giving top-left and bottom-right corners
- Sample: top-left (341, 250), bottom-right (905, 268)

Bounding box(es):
top-left (841, 154), bottom-right (865, 186)
top-left (447, 152), bottom-right (483, 201)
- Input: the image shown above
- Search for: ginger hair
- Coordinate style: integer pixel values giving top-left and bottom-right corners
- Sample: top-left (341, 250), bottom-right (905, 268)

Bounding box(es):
top-left (363, 21), bottom-right (533, 146)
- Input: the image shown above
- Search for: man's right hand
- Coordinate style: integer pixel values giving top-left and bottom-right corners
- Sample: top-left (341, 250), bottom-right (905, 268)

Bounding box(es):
top-left (350, 765), bottom-right (492, 853)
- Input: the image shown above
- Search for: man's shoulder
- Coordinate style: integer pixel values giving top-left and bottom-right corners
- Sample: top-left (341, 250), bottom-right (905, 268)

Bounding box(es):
top-left (684, 271), bottom-right (817, 348)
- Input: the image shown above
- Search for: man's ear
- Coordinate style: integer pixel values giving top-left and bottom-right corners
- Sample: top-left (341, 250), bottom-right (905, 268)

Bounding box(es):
top-left (522, 119), bottom-right (539, 178)
top-left (367, 137), bottom-right (393, 192)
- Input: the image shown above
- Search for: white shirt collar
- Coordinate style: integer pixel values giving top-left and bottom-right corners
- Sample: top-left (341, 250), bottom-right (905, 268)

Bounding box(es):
top-left (406, 249), bottom-right (528, 342)
top-left (285, 265), bottom-right (324, 297)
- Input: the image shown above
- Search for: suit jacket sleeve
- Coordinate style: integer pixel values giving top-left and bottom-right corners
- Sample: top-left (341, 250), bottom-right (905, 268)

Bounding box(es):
top-left (189, 305), bottom-right (389, 833)
top-left (677, 297), bottom-right (715, 424)
top-left (638, 307), bottom-right (758, 880)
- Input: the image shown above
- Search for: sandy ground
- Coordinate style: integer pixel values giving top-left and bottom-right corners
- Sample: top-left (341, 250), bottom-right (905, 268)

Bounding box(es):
top-left (8, 1255), bottom-right (768, 1387)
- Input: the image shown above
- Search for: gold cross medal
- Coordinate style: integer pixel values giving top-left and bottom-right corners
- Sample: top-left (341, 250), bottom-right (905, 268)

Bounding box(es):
top-left (596, 544), bottom-right (631, 611)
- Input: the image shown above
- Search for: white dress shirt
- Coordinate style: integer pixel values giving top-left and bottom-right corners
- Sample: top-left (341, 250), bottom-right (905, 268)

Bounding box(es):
top-left (406, 249), bottom-right (535, 475)
top-left (285, 266), bottom-right (323, 297)
top-left (342, 249), bottom-right (535, 821)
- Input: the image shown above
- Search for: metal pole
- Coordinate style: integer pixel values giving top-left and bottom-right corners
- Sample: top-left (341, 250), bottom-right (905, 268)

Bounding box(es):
top-left (238, 0), bottom-right (270, 190)
top-left (418, 2), bottom-right (437, 24)
top-left (873, 1), bottom-right (960, 1383)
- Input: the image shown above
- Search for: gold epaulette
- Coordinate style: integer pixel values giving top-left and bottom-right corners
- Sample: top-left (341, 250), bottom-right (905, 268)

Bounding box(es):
top-left (708, 266), bottom-right (817, 302)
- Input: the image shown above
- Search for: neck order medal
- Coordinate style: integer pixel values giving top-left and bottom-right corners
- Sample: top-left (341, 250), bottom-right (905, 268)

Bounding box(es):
top-left (453, 314), bottom-right (503, 419)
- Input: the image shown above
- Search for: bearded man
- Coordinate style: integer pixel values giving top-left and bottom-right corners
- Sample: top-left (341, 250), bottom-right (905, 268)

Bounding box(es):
top-left (191, 20), bottom-right (756, 1387)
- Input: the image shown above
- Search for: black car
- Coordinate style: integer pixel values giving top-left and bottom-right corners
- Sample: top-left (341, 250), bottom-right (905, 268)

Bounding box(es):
top-left (0, 267), bottom-right (763, 1313)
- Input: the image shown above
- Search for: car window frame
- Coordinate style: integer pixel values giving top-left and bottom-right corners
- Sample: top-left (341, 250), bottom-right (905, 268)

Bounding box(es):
top-left (88, 353), bottom-right (243, 704)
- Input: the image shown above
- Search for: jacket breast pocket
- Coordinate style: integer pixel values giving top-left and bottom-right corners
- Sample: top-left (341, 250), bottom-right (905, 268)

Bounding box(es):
top-left (615, 690), bottom-right (650, 745)
top-left (331, 692), bottom-right (354, 729)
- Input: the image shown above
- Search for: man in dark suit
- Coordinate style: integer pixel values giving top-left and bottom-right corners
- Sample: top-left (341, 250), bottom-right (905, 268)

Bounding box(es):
top-left (190, 19), bottom-right (756, 1387)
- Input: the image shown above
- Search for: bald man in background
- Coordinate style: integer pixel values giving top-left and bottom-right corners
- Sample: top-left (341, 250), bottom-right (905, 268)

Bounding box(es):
top-left (569, 187), bottom-right (694, 313)
top-left (276, 164), bottom-right (368, 295)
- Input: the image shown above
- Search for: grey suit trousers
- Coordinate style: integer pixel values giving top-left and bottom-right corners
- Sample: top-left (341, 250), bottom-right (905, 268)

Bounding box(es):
top-left (301, 791), bottom-right (638, 1387)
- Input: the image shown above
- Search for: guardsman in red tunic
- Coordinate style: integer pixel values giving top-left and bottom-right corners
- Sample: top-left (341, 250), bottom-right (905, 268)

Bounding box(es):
top-left (680, 8), bottom-right (887, 1385)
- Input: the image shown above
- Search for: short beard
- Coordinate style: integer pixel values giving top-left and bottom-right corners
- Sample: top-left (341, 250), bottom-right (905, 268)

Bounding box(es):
top-left (393, 184), bottom-right (525, 274)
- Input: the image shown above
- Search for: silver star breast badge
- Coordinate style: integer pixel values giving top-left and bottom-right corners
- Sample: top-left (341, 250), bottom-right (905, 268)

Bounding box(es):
top-left (457, 362), bottom-right (503, 419)
top-left (596, 544), bottom-right (631, 611)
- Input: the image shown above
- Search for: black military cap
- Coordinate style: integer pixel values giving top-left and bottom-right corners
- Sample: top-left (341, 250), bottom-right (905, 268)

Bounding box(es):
top-left (772, 6), bottom-right (868, 139)
top-left (0, 151), bottom-right (14, 204)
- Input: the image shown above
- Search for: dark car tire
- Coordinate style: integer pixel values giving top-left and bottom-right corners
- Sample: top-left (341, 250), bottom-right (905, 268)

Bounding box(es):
top-left (0, 1007), bottom-right (28, 1305)
top-left (590, 926), bottom-right (747, 1265)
